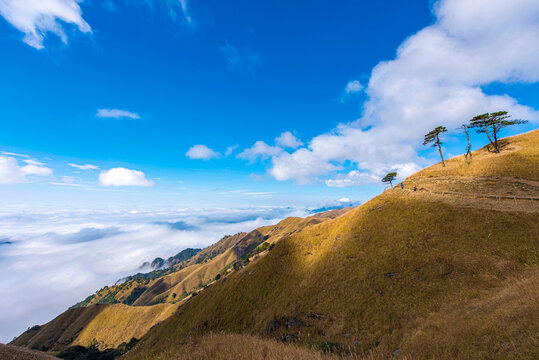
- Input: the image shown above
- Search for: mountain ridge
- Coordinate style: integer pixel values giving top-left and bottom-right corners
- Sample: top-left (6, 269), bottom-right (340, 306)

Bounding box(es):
top-left (9, 129), bottom-right (539, 359)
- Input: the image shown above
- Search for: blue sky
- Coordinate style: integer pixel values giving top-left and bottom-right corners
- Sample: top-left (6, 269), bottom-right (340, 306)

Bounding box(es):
top-left (0, 0), bottom-right (538, 208)
top-left (0, 0), bottom-right (538, 343)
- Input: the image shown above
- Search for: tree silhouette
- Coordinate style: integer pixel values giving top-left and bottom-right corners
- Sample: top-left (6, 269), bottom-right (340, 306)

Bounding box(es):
top-left (469, 111), bottom-right (527, 153)
top-left (458, 124), bottom-right (472, 166)
top-left (468, 113), bottom-right (494, 152)
top-left (488, 112), bottom-right (527, 153)
top-left (382, 172), bottom-right (397, 188)
top-left (423, 126), bottom-right (448, 167)
top-left (459, 124), bottom-right (472, 159)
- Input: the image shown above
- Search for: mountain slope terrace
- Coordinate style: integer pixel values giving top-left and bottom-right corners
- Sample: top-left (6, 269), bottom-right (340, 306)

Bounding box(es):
top-left (9, 129), bottom-right (539, 359)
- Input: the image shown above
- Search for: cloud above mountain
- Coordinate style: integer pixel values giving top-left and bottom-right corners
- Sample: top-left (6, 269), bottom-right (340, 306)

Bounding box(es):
top-left (245, 0), bottom-right (539, 185)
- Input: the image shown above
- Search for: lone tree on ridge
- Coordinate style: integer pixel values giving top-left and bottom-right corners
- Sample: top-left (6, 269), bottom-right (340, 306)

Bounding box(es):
top-left (382, 172), bottom-right (397, 188)
top-left (423, 126), bottom-right (448, 167)
top-left (458, 124), bottom-right (472, 166)
top-left (468, 111), bottom-right (527, 153)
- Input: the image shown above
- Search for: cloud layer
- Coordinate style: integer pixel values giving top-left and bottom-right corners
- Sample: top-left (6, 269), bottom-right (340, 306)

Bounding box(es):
top-left (246, 0), bottom-right (539, 185)
top-left (0, 205), bottom-right (304, 342)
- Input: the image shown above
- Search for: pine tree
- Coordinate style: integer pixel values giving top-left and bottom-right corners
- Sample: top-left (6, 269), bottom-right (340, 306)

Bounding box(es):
top-left (382, 172), bottom-right (397, 188)
top-left (469, 111), bottom-right (527, 153)
top-left (458, 124), bottom-right (472, 166)
top-left (423, 126), bottom-right (448, 167)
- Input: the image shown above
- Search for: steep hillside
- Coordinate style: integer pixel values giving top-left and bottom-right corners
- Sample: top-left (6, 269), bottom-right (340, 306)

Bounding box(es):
top-left (411, 129), bottom-right (539, 181)
top-left (125, 130), bottom-right (539, 360)
top-left (11, 208), bottom-right (350, 352)
top-left (0, 344), bottom-right (56, 360)
top-left (11, 303), bottom-right (179, 351)
top-left (74, 208), bottom-right (351, 309)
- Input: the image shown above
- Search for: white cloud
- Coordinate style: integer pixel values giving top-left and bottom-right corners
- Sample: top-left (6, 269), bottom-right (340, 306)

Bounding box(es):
top-left (0, 156), bottom-right (53, 184)
top-left (68, 163), bottom-right (99, 170)
top-left (263, 0), bottom-right (539, 185)
top-left (225, 144), bottom-right (239, 157)
top-left (99, 167), bottom-right (154, 187)
top-left (237, 141), bottom-right (283, 162)
top-left (326, 170), bottom-right (378, 188)
top-left (1, 151), bottom-right (29, 158)
top-left (270, 148), bottom-right (339, 184)
top-left (339, 80), bottom-right (364, 102)
top-left (325, 162), bottom-right (421, 188)
top-left (23, 159), bottom-right (45, 166)
top-left (275, 131), bottom-right (303, 149)
top-left (0, 0), bottom-right (91, 49)
top-left (344, 80), bottom-right (363, 94)
top-left (186, 145), bottom-right (220, 160)
top-left (0, 157), bottom-right (25, 184)
top-left (96, 109), bottom-right (140, 119)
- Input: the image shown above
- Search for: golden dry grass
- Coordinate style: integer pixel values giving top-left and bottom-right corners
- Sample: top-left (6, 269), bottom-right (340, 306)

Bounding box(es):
top-left (125, 332), bottom-right (416, 360)
top-left (11, 305), bottom-right (105, 351)
top-left (0, 344), bottom-right (57, 360)
top-left (127, 191), bottom-right (539, 359)
top-left (410, 129), bottom-right (539, 180)
top-left (11, 303), bottom-right (179, 351)
top-left (403, 270), bottom-right (539, 360)
top-left (73, 303), bottom-right (180, 349)
top-left (124, 150), bottom-right (539, 358)
top-left (86, 208), bottom-right (350, 308)
top-left (134, 333), bottom-right (346, 360)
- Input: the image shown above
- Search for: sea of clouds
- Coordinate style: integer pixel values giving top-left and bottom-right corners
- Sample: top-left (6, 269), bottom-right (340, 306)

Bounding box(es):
top-left (0, 205), bottom-right (307, 343)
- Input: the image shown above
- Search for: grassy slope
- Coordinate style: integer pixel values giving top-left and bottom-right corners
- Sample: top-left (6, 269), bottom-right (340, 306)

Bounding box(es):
top-left (0, 344), bottom-right (57, 360)
top-left (84, 233), bottom-right (248, 307)
top-left (84, 210), bottom-right (349, 308)
top-left (127, 130), bottom-right (539, 360)
top-left (11, 209), bottom-right (349, 352)
top-left (11, 303), bottom-right (179, 351)
top-left (410, 129), bottom-right (539, 180)
top-left (137, 333), bottom-right (366, 360)
top-left (73, 303), bottom-right (180, 349)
